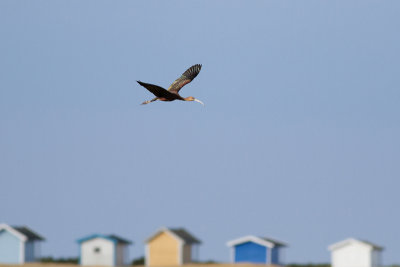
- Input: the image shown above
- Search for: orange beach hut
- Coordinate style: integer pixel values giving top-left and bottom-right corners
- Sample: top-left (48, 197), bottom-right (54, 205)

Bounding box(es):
top-left (145, 227), bottom-right (201, 266)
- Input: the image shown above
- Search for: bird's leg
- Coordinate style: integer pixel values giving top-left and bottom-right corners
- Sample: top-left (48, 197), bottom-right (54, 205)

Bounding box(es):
top-left (141, 97), bottom-right (158, 105)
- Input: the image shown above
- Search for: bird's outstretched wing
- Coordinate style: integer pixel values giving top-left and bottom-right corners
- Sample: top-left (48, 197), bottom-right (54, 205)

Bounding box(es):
top-left (137, 81), bottom-right (177, 98)
top-left (167, 64), bottom-right (202, 93)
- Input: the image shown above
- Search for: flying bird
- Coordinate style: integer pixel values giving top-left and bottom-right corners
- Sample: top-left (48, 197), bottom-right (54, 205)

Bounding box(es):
top-left (138, 64), bottom-right (204, 106)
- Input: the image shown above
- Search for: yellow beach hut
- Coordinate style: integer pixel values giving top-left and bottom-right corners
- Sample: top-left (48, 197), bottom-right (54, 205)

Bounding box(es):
top-left (145, 227), bottom-right (201, 267)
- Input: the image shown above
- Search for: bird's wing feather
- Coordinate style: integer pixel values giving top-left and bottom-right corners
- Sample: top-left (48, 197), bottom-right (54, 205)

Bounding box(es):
top-left (167, 64), bottom-right (202, 93)
top-left (137, 81), bottom-right (176, 98)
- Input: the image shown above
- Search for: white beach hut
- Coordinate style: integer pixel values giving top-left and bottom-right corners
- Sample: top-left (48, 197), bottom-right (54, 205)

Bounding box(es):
top-left (328, 238), bottom-right (383, 267)
top-left (77, 234), bottom-right (132, 266)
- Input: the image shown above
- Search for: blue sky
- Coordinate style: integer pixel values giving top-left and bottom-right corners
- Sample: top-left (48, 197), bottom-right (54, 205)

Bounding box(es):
top-left (1, 0), bottom-right (399, 264)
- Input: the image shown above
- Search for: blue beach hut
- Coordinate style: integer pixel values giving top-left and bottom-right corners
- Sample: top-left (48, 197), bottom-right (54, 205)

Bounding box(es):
top-left (0, 223), bottom-right (45, 264)
top-left (227, 235), bottom-right (287, 265)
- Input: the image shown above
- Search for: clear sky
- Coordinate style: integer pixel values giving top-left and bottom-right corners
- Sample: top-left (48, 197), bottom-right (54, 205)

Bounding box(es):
top-left (1, 0), bottom-right (399, 265)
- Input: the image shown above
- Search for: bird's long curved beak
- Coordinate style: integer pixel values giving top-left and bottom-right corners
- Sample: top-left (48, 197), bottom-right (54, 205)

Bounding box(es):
top-left (194, 98), bottom-right (205, 106)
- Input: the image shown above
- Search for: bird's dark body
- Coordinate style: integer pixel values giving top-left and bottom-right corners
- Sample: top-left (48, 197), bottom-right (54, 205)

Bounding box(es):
top-left (137, 64), bottom-right (203, 105)
top-left (158, 95), bottom-right (183, 101)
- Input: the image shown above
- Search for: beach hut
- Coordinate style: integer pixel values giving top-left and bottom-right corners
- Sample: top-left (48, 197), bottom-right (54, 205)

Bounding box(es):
top-left (145, 227), bottom-right (201, 266)
top-left (227, 235), bottom-right (287, 265)
top-left (77, 234), bottom-right (132, 266)
top-left (0, 223), bottom-right (45, 264)
top-left (328, 238), bottom-right (383, 267)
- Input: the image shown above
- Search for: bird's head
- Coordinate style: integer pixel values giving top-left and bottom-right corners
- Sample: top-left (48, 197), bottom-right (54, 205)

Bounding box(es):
top-left (185, 96), bottom-right (204, 106)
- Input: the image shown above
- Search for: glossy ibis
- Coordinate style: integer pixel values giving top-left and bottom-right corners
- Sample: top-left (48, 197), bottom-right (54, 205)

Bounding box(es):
top-left (138, 64), bottom-right (204, 106)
